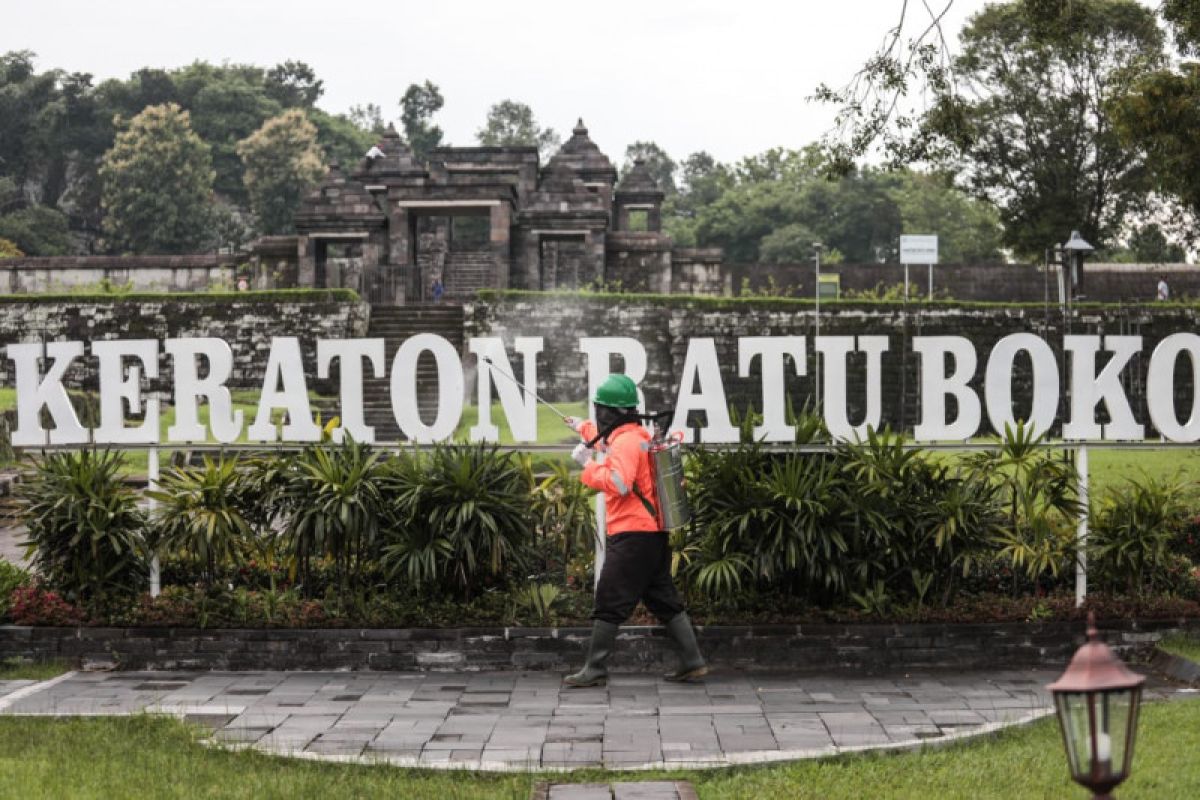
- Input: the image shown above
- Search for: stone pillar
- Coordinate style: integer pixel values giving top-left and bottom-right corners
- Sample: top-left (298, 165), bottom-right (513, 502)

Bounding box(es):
top-left (297, 235), bottom-right (316, 286)
top-left (517, 229), bottom-right (540, 291)
top-left (648, 206), bottom-right (662, 232)
top-left (489, 203), bottom-right (511, 289)
top-left (586, 230), bottom-right (606, 285)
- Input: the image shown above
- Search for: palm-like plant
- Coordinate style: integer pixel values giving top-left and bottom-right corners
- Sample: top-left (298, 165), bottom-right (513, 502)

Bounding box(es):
top-left (18, 448), bottom-right (146, 601)
top-left (1091, 475), bottom-right (1193, 595)
top-left (148, 456), bottom-right (255, 587)
top-left (381, 444), bottom-right (532, 600)
top-left (275, 438), bottom-right (386, 593)
top-left (966, 421), bottom-right (1080, 589)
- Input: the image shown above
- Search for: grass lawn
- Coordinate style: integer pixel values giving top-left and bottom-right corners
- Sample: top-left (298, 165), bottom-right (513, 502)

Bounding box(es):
top-left (0, 700), bottom-right (1196, 799)
top-left (454, 400), bottom-right (589, 445)
top-left (1159, 634), bottom-right (1200, 662)
top-left (0, 659), bottom-right (71, 681)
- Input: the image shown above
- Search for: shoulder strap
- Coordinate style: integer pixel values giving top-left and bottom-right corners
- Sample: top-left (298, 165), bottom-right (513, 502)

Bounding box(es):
top-left (632, 482), bottom-right (659, 524)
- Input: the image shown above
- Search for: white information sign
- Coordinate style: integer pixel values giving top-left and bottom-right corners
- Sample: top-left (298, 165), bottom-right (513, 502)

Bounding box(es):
top-left (900, 234), bottom-right (939, 265)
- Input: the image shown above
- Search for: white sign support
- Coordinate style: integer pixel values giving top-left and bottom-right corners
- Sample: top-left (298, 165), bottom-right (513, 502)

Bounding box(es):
top-left (148, 445), bottom-right (161, 598)
top-left (1075, 444), bottom-right (1089, 607)
top-left (594, 454), bottom-right (607, 590)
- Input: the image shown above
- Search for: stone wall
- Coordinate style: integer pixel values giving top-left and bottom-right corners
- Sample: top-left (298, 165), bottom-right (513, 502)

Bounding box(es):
top-left (0, 292), bottom-right (370, 394)
top-left (738, 261), bottom-right (1200, 304)
top-left (467, 293), bottom-right (1199, 436)
top-left (3, 255), bottom-right (240, 293)
top-left (1, 618), bottom-right (1193, 672)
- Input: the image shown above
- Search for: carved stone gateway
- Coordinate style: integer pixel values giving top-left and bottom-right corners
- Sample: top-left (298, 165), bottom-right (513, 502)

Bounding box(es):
top-left (251, 120), bottom-right (724, 304)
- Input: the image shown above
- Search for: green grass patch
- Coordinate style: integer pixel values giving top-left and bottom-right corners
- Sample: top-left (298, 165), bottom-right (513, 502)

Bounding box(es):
top-left (453, 400), bottom-right (588, 445)
top-left (0, 701), bottom-right (1196, 798)
top-left (1159, 633), bottom-right (1200, 662)
top-left (0, 658), bottom-right (71, 681)
top-left (477, 287), bottom-right (1200, 313)
top-left (0, 289), bottom-right (360, 304)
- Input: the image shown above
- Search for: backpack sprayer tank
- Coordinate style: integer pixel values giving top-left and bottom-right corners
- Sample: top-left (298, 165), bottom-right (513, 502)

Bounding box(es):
top-left (648, 418), bottom-right (690, 530)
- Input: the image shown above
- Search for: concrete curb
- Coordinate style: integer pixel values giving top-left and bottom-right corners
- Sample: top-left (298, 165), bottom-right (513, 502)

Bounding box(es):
top-left (1151, 648), bottom-right (1200, 685)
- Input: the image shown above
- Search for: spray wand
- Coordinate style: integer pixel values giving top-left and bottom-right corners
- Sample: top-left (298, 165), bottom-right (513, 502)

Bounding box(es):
top-left (481, 356), bottom-right (572, 421)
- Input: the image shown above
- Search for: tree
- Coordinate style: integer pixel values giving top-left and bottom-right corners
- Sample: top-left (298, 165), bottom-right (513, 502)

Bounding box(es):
top-left (237, 109), bottom-right (326, 235)
top-left (264, 60), bottom-right (323, 108)
top-left (476, 100), bottom-right (560, 159)
top-left (400, 81), bottom-right (444, 159)
top-left (924, 0), bottom-right (1164, 257)
top-left (623, 141), bottom-right (677, 194)
top-left (886, 171), bottom-right (1004, 264)
top-left (0, 237), bottom-right (22, 258)
top-left (349, 103), bottom-right (386, 135)
top-left (1113, 63), bottom-right (1200, 231)
top-left (0, 205), bottom-right (72, 255)
top-left (99, 103), bottom-right (215, 254)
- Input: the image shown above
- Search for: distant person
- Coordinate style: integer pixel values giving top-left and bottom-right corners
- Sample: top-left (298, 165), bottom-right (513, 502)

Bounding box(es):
top-left (431, 276), bottom-right (444, 303)
top-left (1157, 275), bottom-right (1170, 301)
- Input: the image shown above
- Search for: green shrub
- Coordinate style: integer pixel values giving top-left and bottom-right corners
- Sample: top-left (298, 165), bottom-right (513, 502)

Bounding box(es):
top-left (966, 422), bottom-right (1080, 589)
top-left (1092, 475), bottom-right (1195, 596)
top-left (148, 456), bottom-right (256, 586)
top-left (380, 444), bottom-right (533, 600)
top-left (272, 439), bottom-right (386, 594)
top-left (0, 559), bottom-right (30, 620)
top-left (528, 460), bottom-right (596, 569)
top-left (17, 449), bottom-right (147, 601)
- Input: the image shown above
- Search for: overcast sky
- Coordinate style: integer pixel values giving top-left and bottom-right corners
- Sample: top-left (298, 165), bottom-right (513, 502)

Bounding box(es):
top-left (5, 1), bottom-right (1013, 164)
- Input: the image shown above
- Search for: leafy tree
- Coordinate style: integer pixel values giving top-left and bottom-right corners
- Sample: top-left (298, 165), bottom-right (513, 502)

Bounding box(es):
top-left (306, 108), bottom-right (373, 169)
top-left (400, 81), bottom-right (444, 159)
top-left (264, 60), bottom-right (323, 108)
top-left (0, 237), bottom-right (22, 258)
top-left (1129, 223), bottom-right (1186, 263)
top-left (1105, 223), bottom-right (1187, 263)
top-left (923, 0), bottom-right (1164, 258)
top-left (0, 51), bottom-right (61, 195)
top-left (0, 204), bottom-right (72, 255)
top-left (623, 141), bottom-right (677, 194)
top-left (237, 109), bottom-right (326, 235)
top-left (99, 103), bottom-right (215, 254)
top-left (476, 100), bottom-right (559, 159)
top-left (1113, 64), bottom-right (1200, 230)
top-left (887, 171), bottom-right (1004, 264)
top-left (349, 102), bottom-right (386, 135)
top-left (171, 62), bottom-right (285, 202)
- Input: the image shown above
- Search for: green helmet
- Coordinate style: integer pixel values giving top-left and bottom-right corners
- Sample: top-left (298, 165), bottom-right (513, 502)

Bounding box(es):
top-left (593, 373), bottom-right (639, 408)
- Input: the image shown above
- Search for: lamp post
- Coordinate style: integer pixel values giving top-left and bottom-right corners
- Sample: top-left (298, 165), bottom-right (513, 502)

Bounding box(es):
top-left (1063, 230), bottom-right (1094, 302)
top-left (1047, 613), bottom-right (1145, 799)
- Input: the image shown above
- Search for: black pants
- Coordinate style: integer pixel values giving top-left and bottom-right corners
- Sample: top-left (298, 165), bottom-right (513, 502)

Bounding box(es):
top-left (593, 531), bottom-right (685, 625)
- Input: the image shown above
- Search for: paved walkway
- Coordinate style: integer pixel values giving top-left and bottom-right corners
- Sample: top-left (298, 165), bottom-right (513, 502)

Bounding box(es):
top-left (5, 668), bottom-right (1189, 771)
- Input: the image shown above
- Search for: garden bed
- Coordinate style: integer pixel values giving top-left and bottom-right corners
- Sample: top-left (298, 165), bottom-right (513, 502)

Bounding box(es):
top-left (3, 617), bottom-right (1197, 673)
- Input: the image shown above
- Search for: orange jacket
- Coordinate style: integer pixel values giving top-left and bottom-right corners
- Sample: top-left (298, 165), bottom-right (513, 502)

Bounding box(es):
top-left (578, 420), bottom-right (660, 534)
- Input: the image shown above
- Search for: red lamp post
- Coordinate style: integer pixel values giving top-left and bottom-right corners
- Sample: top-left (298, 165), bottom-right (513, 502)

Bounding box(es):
top-left (1047, 612), bottom-right (1146, 799)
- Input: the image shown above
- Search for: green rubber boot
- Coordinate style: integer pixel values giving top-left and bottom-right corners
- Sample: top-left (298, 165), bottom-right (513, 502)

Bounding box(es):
top-left (564, 620), bottom-right (618, 688)
top-left (663, 613), bottom-right (708, 682)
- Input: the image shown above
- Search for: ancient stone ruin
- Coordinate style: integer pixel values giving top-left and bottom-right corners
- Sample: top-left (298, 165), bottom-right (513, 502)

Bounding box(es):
top-left (253, 120), bottom-right (729, 304)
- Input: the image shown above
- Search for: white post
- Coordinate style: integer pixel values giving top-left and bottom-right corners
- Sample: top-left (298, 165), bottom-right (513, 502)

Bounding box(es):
top-left (814, 247), bottom-right (822, 407)
top-left (1075, 444), bottom-right (1088, 608)
top-left (148, 446), bottom-right (161, 598)
top-left (594, 454), bottom-right (607, 590)
top-left (904, 264), bottom-right (910, 300)
top-left (927, 263), bottom-right (933, 299)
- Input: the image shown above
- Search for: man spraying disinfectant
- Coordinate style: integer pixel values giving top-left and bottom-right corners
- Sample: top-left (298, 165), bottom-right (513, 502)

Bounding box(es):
top-left (561, 373), bottom-right (707, 688)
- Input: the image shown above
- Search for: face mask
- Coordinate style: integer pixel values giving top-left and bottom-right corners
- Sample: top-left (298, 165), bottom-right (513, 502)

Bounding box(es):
top-left (596, 404), bottom-right (635, 437)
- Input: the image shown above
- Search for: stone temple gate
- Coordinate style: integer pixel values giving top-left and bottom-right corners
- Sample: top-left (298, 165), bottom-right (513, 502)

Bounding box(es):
top-left (250, 120), bottom-right (729, 304)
